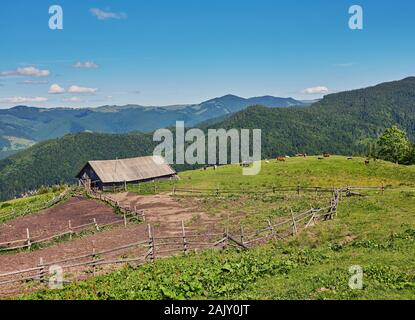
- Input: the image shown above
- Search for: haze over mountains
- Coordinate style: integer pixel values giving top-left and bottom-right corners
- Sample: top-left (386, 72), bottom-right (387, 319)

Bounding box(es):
top-left (0, 95), bottom-right (306, 158)
top-left (1, 77), bottom-right (415, 200)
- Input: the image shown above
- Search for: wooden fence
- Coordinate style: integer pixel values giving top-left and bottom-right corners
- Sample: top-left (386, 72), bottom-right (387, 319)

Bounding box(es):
top-left (86, 190), bottom-right (146, 222)
top-left (0, 190), bottom-right (341, 289)
top-left (166, 184), bottom-right (386, 197)
top-left (0, 215), bottom-right (129, 253)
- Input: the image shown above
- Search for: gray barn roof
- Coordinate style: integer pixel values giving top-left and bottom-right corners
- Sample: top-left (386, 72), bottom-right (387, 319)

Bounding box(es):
top-left (78, 156), bottom-right (176, 183)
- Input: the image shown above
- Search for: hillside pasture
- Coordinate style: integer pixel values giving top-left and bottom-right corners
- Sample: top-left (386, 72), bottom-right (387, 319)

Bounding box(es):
top-left (3, 156), bottom-right (415, 299)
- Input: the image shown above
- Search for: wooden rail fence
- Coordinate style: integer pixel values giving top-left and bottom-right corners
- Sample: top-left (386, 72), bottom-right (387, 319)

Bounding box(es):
top-left (0, 216), bottom-right (128, 252)
top-left (0, 190), bottom-right (341, 289)
top-left (86, 190), bottom-right (146, 222)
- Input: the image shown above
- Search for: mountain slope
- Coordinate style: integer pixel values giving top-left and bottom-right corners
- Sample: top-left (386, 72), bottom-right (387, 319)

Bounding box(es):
top-left (212, 77), bottom-right (415, 155)
top-left (1, 77), bottom-right (415, 200)
top-left (0, 95), bottom-right (305, 158)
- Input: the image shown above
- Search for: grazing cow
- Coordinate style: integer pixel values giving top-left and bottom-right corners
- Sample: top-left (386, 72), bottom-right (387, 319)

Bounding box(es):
top-left (365, 159), bottom-right (370, 165)
top-left (323, 153), bottom-right (331, 158)
top-left (318, 157), bottom-right (324, 160)
top-left (347, 157), bottom-right (353, 160)
top-left (277, 157), bottom-right (286, 162)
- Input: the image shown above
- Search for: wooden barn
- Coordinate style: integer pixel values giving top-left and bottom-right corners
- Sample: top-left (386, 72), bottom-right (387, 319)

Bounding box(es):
top-left (76, 155), bottom-right (177, 190)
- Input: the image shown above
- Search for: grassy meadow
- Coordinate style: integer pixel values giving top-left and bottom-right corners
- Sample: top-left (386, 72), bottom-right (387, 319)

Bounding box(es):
top-left (19, 156), bottom-right (415, 300)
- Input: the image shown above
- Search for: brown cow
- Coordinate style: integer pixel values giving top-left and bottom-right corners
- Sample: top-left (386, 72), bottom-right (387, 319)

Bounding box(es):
top-left (323, 153), bottom-right (331, 158)
top-left (365, 159), bottom-right (370, 165)
top-left (277, 157), bottom-right (286, 162)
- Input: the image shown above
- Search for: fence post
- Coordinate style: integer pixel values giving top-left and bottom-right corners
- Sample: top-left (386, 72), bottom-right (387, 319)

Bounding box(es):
top-left (267, 219), bottom-right (277, 240)
top-left (123, 214), bottom-right (127, 227)
top-left (305, 210), bottom-right (316, 228)
top-left (290, 209), bottom-right (298, 236)
top-left (148, 224), bottom-right (155, 262)
top-left (26, 228), bottom-right (31, 250)
top-left (223, 228), bottom-right (229, 250)
top-left (68, 220), bottom-right (73, 240)
top-left (38, 257), bottom-right (45, 283)
top-left (240, 226), bottom-right (245, 246)
top-left (181, 221), bottom-right (188, 255)
top-left (381, 182), bottom-right (385, 195)
top-left (172, 185), bottom-right (176, 196)
top-left (93, 218), bottom-right (100, 231)
top-left (91, 240), bottom-right (97, 276)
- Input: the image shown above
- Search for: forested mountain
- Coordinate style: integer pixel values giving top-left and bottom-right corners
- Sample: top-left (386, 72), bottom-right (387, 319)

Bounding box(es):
top-left (0, 95), bottom-right (305, 158)
top-left (1, 77), bottom-right (415, 200)
top-left (212, 77), bottom-right (415, 156)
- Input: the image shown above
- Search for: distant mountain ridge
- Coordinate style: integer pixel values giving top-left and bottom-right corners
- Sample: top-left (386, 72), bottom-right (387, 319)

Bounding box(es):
top-left (1, 77), bottom-right (415, 200)
top-left (0, 95), bottom-right (305, 158)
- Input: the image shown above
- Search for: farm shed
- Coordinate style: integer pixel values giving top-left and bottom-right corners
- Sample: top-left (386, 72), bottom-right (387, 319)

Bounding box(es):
top-left (76, 156), bottom-right (177, 190)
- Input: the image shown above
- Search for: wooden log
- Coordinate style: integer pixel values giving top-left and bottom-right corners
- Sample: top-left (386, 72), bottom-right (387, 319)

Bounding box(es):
top-left (227, 234), bottom-right (248, 249)
top-left (305, 211), bottom-right (316, 228)
top-left (290, 209), bottom-right (298, 235)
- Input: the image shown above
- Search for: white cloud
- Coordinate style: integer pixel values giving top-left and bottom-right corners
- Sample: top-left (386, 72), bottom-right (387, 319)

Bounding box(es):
top-left (19, 80), bottom-right (49, 85)
top-left (90, 8), bottom-right (127, 20)
top-left (0, 96), bottom-right (48, 104)
top-left (48, 84), bottom-right (66, 94)
top-left (68, 85), bottom-right (98, 94)
top-left (62, 97), bottom-right (82, 103)
top-left (0, 66), bottom-right (50, 77)
top-left (73, 61), bottom-right (99, 69)
top-left (334, 62), bottom-right (355, 68)
top-left (302, 86), bottom-right (329, 94)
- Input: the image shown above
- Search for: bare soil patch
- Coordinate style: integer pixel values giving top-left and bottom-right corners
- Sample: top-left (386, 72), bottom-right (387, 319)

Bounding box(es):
top-left (0, 193), bottom-right (219, 297)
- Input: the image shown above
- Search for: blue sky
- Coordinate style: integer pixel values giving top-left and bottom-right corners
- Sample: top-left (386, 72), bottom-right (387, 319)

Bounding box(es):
top-left (0, 0), bottom-right (414, 108)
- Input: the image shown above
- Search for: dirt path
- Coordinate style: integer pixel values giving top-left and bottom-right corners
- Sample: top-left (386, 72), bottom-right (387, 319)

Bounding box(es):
top-left (109, 192), bottom-right (220, 235)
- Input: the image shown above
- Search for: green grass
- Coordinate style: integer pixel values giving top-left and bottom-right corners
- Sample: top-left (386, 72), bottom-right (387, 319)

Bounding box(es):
top-left (17, 157), bottom-right (415, 300)
top-left (0, 186), bottom-right (68, 223)
top-left (129, 156), bottom-right (415, 193)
